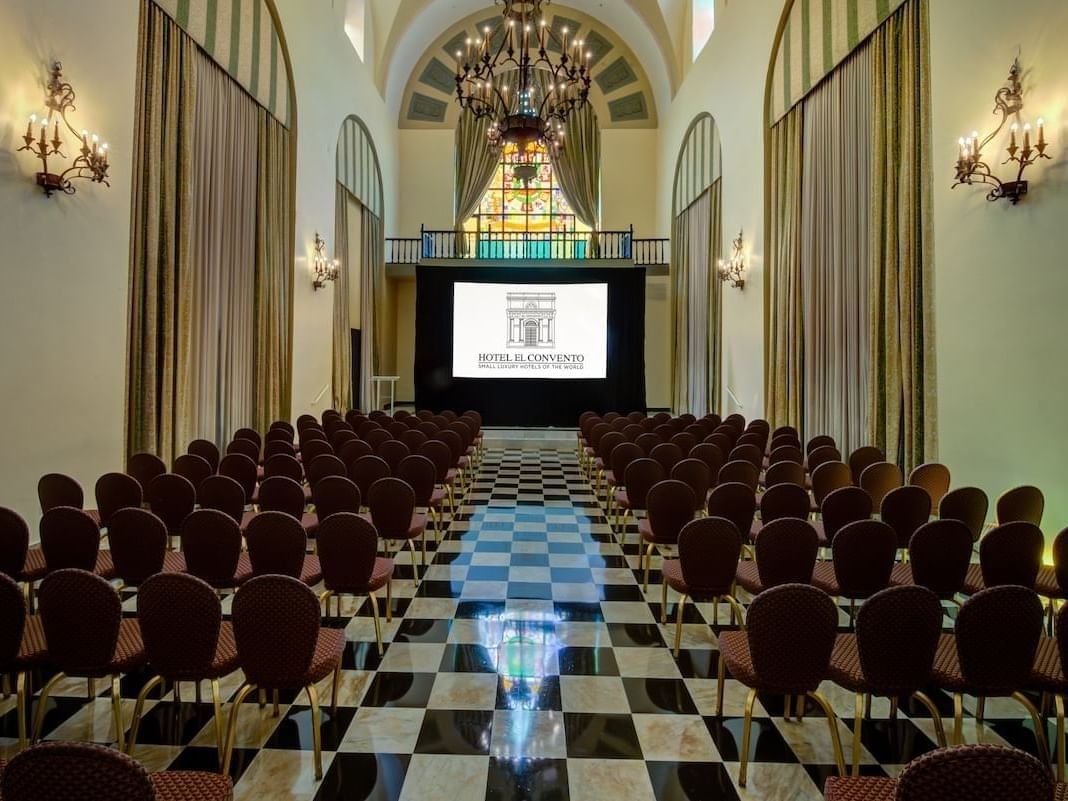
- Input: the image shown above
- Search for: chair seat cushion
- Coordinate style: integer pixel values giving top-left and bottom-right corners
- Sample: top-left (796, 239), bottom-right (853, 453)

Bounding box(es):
top-left (824, 776), bottom-right (896, 801)
top-left (614, 489), bottom-right (630, 510)
top-left (1031, 634), bottom-right (1066, 693)
top-left (962, 563), bottom-right (985, 595)
top-left (20, 547), bottom-right (47, 582)
top-left (160, 551), bottom-right (187, 575)
top-left (889, 562), bottom-right (914, 587)
top-left (718, 630), bottom-right (761, 688)
top-left (240, 510), bottom-right (258, 530)
top-left (109, 618), bottom-right (147, 674)
top-left (233, 552), bottom-right (254, 586)
top-left (94, 551), bottom-right (117, 581)
top-left (150, 770), bottom-right (234, 801)
top-left (85, 509), bottom-right (102, 527)
top-left (638, 517), bottom-right (654, 543)
top-left (1036, 566), bottom-right (1063, 599)
top-left (368, 558), bottom-right (394, 591)
top-left (300, 555), bottom-right (323, 586)
top-left (445, 469), bottom-right (458, 485)
top-left (734, 561), bottom-right (764, 595)
top-left (16, 615), bottom-right (49, 667)
top-left (661, 559), bottom-right (687, 594)
top-left (303, 628), bottom-right (346, 685)
top-left (810, 561), bottom-right (840, 595)
top-left (301, 512), bottom-right (319, 537)
top-left (828, 634), bottom-right (866, 691)
top-left (811, 518), bottom-right (829, 547)
top-left (430, 488), bottom-right (447, 508)
top-left (605, 470), bottom-right (617, 487)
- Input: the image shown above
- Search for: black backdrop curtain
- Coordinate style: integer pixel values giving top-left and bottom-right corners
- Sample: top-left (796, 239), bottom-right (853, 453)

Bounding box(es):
top-left (415, 266), bottom-right (646, 426)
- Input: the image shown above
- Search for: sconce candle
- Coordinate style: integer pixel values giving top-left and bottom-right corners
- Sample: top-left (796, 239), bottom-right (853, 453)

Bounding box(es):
top-left (17, 62), bottom-right (110, 198)
top-left (717, 230), bottom-right (747, 290)
top-left (312, 232), bottom-right (340, 291)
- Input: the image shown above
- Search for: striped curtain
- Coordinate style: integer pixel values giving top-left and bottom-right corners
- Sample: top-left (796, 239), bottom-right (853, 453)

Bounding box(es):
top-left (332, 183), bottom-right (352, 411)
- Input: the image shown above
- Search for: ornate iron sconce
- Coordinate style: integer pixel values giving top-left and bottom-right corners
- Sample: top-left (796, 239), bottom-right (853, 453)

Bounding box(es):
top-left (953, 58), bottom-right (1051, 205)
top-left (312, 232), bottom-right (339, 291)
top-left (18, 62), bottom-right (110, 197)
top-left (718, 229), bottom-right (746, 290)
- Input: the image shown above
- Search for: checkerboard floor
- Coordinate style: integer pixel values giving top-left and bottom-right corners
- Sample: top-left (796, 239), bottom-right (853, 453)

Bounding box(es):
top-left (0, 448), bottom-right (1050, 800)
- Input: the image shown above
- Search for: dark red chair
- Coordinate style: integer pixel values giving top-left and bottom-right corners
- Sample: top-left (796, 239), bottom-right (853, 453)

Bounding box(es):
top-left (706, 482), bottom-right (757, 546)
top-left (367, 477), bottom-right (425, 582)
top-left (880, 485), bottom-right (932, 554)
top-left (997, 485), bottom-right (1045, 526)
top-left (38, 473), bottom-right (99, 525)
top-left (179, 509), bottom-right (251, 591)
top-left (145, 473), bottom-right (196, 545)
top-left (197, 474), bottom-right (247, 526)
top-left (939, 486), bottom-right (989, 542)
top-left (814, 486), bottom-right (872, 548)
top-left (811, 520), bottom-right (897, 615)
top-left (217, 453), bottom-right (257, 505)
top-left (126, 453), bottom-right (167, 493)
top-left (613, 458), bottom-right (665, 546)
top-left (106, 508), bottom-right (185, 587)
top-left (890, 519), bottom-right (973, 601)
top-left (961, 521), bottom-right (1043, 594)
top-left (671, 458), bottom-right (712, 514)
top-left (94, 472), bottom-right (143, 529)
top-left (735, 517), bottom-right (819, 597)
top-left (638, 480), bottom-right (695, 591)
top-left (172, 453), bottom-right (213, 491)
top-left (39, 506), bottom-right (115, 578)
top-left (187, 439), bottom-right (221, 473)
top-left (750, 482), bottom-right (810, 541)
top-left (0, 507), bottom-right (45, 590)
top-left (0, 572), bottom-right (48, 750)
top-left (244, 511), bottom-right (322, 586)
top-left (397, 454), bottom-right (445, 539)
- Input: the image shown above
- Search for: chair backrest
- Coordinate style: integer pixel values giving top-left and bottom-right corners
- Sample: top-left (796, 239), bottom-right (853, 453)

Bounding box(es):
top-left (306, 454), bottom-right (348, 488)
top-left (264, 439), bottom-right (297, 460)
top-left (653, 424), bottom-right (676, 442)
top-left (264, 453), bottom-right (303, 483)
top-left (622, 423), bottom-right (645, 442)
top-left (435, 430), bottom-right (463, 464)
top-left (830, 520), bottom-right (897, 599)
top-left (245, 511), bottom-right (308, 578)
top-left (232, 574), bottom-right (322, 688)
top-left (635, 432), bottom-right (662, 455)
top-left (754, 518), bottom-right (819, 588)
top-left (955, 585), bottom-right (1043, 694)
top-left (145, 473), bottom-right (196, 534)
top-left (233, 427), bottom-right (262, 448)
top-left (907, 519), bottom-right (973, 599)
top-left (351, 455), bottom-right (393, 501)
top-left (645, 480), bottom-right (696, 545)
top-left (820, 486), bottom-right (873, 547)
top-left (707, 482), bottom-right (757, 539)
top-left (218, 453), bottom-right (258, 503)
top-left (1054, 528), bottom-right (1068, 594)
top-left (610, 442), bottom-right (644, 485)
top-left (896, 744), bottom-right (1052, 801)
top-left (671, 459), bottom-right (712, 511)
top-left (396, 455), bottom-right (437, 507)
top-left (763, 460), bottom-right (806, 489)
top-left (416, 441), bottom-right (451, 485)
top-left (0, 572), bottom-right (25, 673)
top-left (811, 461), bottom-right (852, 507)
top-left (313, 475), bottom-right (362, 521)
top-left (172, 453), bottom-right (213, 490)
top-left (758, 483), bottom-right (811, 524)
top-left (377, 440), bottom-right (411, 475)
top-left (386, 421), bottom-right (409, 440)
top-left (805, 434), bottom-right (836, 454)
top-left (670, 432), bottom-right (697, 456)
top-left (137, 572), bottom-right (223, 680)
top-left (996, 485), bottom-right (1044, 526)
top-left (860, 462), bottom-right (903, 508)
top-left (805, 445), bottom-right (842, 475)
top-left (197, 474), bottom-right (246, 524)
top-left (848, 446), bottom-right (884, 486)
top-left (106, 508), bottom-right (169, 585)
top-left (226, 436), bottom-right (260, 463)
top-left (854, 585), bottom-right (942, 695)
top-left (746, 583), bottom-right (837, 693)
top-left (908, 462), bottom-right (951, 508)
top-left (39, 506), bottom-right (101, 571)
top-left (727, 444), bottom-right (763, 470)
top-left (316, 513), bottom-right (380, 593)
top-left (1, 741), bottom-right (159, 801)
top-left (769, 434), bottom-right (802, 453)
top-left (688, 443), bottom-right (724, 484)
top-left (880, 485), bottom-right (932, 551)
top-left (768, 445), bottom-right (803, 466)
top-left (400, 429), bottom-right (429, 454)
top-left (368, 477), bottom-right (417, 539)
top-left (650, 442), bottom-right (684, 473)
top-left (718, 460), bottom-right (759, 491)
top-left (340, 438), bottom-right (375, 467)
top-left (938, 486), bottom-right (989, 543)
top-left (94, 472), bottom-right (143, 527)
top-left (38, 569), bottom-right (122, 674)
top-left (706, 432), bottom-right (734, 456)
top-left (622, 458), bottom-right (665, 511)
top-left (256, 476), bottom-right (306, 519)
top-left (38, 472), bottom-right (84, 513)
top-left (187, 438), bottom-right (221, 472)
top-left (299, 438), bottom-right (334, 465)
top-left (678, 517), bottom-right (742, 597)
top-left (126, 453), bottom-right (167, 492)
top-left (0, 507), bottom-right (30, 578)
top-left (978, 521), bottom-right (1043, 589)
top-left (180, 509), bottom-right (243, 587)
top-left (736, 432), bottom-right (766, 451)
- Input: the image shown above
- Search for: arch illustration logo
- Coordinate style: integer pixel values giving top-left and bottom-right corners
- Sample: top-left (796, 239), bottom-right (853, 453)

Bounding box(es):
top-left (506, 292), bottom-right (556, 349)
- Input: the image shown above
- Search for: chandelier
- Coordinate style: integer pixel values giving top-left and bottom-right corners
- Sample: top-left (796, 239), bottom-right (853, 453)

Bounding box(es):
top-left (453, 0), bottom-right (592, 152)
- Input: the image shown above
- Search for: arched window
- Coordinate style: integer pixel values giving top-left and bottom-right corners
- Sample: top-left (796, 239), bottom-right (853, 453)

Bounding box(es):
top-left (464, 141), bottom-right (590, 258)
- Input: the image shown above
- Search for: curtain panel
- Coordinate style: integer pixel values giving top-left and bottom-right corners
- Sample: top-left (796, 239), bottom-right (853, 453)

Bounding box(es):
top-left (868, 0), bottom-right (936, 470)
top-left (453, 110), bottom-right (500, 256)
top-left (549, 102), bottom-right (602, 256)
top-left (800, 45), bottom-right (872, 457)
top-left (764, 105), bottom-right (805, 432)
top-left (126, 2), bottom-right (197, 464)
top-left (332, 182), bottom-right (352, 411)
top-left (671, 182), bottom-right (722, 417)
top-left (359, 206), bottom-right (384, 410)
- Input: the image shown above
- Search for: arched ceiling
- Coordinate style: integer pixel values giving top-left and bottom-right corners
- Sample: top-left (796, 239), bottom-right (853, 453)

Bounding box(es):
top-left (375, 0), bottom-right (679, 127)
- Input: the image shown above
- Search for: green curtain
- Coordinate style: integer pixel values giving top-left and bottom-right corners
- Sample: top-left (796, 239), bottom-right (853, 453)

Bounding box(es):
top-left (549, 102), bottom-right (601, 257)
top-left (453, 110), bottom-right (500, 256)
top-left (359, 206), bottom-right (384, 410)
top-left (252, 111), bottom-right (294, 431)
top-left (126, 1), bottom-right (197, 464)
top-left (764, 104), bottom-right (806, 431)
top-left (868, 0), bottom-right (936, 470)
top-left (332, 182), bottom-right (352, 411)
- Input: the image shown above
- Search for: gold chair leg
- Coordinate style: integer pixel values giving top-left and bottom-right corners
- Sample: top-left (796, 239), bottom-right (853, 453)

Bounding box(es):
top-left (1055, 694), bottom-right (1065, 783)
top-left (306, 683), bottom-right (324, 780)
top-left (15, 672), bottom-right (26, 752)
top-left (127, 674), bottom-right (164, 754)
top-left (889, 696), bottom-right (898, 721)
top-left (808, 690), bottom-right (846, 777)
top-left (272, 689), bottom-right (280, 718)
top-left (1012, 691), bottom-right (1050, 765)
top-left (331, 664), bottom-right (341, 715)
top-left (2, 674), bottom-right (10, 699)
top-left (738, 688), bottom-right (758, 786)
top-left (953, 693), bottom-right (964, 745)
top-left (111, 675), bottom-right (126, 751)
top-left (784, 695), bottom-right (792, 722)
top-left (31, 672), bottom-right (64, 742)
top-left (712, 597), bottom-right (720, 626)
top-left (319, 589), bottom-right (333, 614)
top-left (642, 542), bottom-right (654, 591)
top-left (913, 691), bottom-right (947, 747)
top-left (210, 679), bottom-right (224, 756)
top-left (716, 652), bottom-right (727, 717)
top-left (724, 595), bottom-right (747, 630)
top-left (796, 694), bottom-right (806, 720)
top-left (674, 594), bottom-right (687, 657)
top-left (660, 580), bottom-right (668, 624)
top-left (975, 696), bottom-right (985, 727)
top-left (386, 580), bottom-right (393, 622)
top-left (851, 692), bottom-right (864, 776)
top-left (223, 683), bottom-right (256, 776)
top-left (369, 590), bottom-right (384, 656)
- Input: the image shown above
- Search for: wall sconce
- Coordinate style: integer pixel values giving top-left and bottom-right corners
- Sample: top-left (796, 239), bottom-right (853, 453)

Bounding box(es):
top-left (18, 62), bottom-right (110, 197)
top-left (312, 231), bottom-right (339, 291)
top-left (953, 58), bottom-right (1051, 205)
top-left (717, 229), bottom-right (746, 289)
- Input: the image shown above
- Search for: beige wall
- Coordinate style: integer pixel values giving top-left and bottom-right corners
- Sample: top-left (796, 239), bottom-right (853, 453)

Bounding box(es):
top-left (929, 0), bottom-right (1068, 535)
top-left (0, 0), bottom-right (139, 527)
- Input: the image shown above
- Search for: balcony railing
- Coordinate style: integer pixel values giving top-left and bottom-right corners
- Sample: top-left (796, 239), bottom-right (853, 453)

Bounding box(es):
top-left (385, 228), bottom-right (669, 266)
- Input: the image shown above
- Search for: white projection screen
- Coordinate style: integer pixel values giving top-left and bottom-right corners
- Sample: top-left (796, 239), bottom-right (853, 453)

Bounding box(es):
top-left (452, 282), bottom-right (608, 379)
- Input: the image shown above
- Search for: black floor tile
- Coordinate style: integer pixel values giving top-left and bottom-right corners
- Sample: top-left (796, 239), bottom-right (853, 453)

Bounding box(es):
top-left (361, 673), bottom-right (436, 708)
top-left (313, 753), bottom-right (410, 801)
top-left (414, 709), bottom-right (494, 754)
top-left (563, 712), bottom-right (643, 759)
top-left (558, 647), bottom-right (619, 676)
top-left (646, 761), bottom-right (741, 801)
top-left (486, 757), bottom-right (570, 801)
top-left (623, 678), bottom-right (698, 715)
top-left (264, 705), bottom-right (357, 751)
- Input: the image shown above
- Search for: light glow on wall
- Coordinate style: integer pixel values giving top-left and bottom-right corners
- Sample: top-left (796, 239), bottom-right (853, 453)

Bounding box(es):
top-left (344, 0), bottom-right (366, 61)
top-left (692, 0), bottom-right (715, 61)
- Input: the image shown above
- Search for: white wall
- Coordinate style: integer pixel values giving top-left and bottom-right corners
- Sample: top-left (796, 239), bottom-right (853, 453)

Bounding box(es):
top-left (0, 0), bottom-right (139, 527)
top-left (929, 0), bottom-right (1068, 536)
top-left (655, 0), bottom-right (782, 419)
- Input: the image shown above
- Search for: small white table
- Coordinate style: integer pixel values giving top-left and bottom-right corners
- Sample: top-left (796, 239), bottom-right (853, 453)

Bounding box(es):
top-left (371, 375), bottom-right (400, 413)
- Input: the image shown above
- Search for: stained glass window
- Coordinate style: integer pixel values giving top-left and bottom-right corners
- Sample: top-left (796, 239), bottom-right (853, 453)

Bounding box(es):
top-left (465, 141), bottom-right (590, 258)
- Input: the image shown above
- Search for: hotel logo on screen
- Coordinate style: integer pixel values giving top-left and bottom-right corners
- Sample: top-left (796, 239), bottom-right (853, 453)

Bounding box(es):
top-left (476, 291), bottom-right (586, 372)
